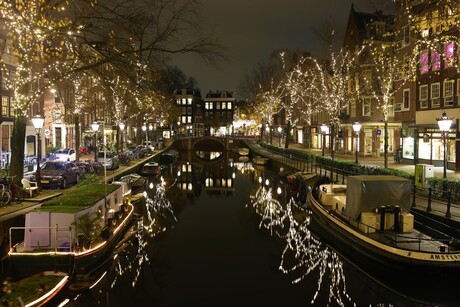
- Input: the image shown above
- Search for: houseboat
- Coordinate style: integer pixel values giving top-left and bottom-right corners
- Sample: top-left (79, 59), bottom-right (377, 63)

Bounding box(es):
top-left (307, 175), bottom-right (460, 278)
top-left (8, 183), bottom-right (136, 278)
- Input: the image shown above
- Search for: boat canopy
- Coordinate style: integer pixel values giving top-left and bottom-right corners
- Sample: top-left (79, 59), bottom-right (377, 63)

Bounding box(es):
top-left (345, 175), bottom-right (411, 219)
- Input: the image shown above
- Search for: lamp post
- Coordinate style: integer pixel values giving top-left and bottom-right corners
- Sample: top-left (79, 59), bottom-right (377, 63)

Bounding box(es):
top-left (352, 122), bottom-right (362, 164)
top-left (119, 122), bottom-right (125, 152)
top-left (436, 111), bottom-right (453, 178)
top-left (91, 122), bottom-right (100, 161)
top-left (277, 126), bottom-right (282, 147)
top-left (320, 124), bottom-right (328, 156)
top-left (142, 123), bottom-right (148, 147)
top-left (32, 114), bottom-right (45, 191)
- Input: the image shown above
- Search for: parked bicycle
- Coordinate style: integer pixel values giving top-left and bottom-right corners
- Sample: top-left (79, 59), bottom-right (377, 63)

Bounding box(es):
top-left (394, 147), bottom-right (402, 163)
top-left (0, 176), bottom-right (26, 204)
top-left (0, 183), bottom-right (11, 207)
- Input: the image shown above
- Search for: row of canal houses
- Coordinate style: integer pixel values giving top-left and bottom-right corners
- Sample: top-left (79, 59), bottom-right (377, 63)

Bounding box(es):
top-left (285, 1), bottom-right (460, 171)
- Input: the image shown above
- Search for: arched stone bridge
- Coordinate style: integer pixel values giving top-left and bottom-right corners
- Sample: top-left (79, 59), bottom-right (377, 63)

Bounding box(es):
top-left (171, 136), bottom-right (237, 151)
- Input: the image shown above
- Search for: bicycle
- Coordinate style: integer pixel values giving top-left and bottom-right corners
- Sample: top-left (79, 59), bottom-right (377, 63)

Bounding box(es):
top-left (0, 184), bottom-right (11, 207)
top-left (2, 176), bottom-right (26, 204)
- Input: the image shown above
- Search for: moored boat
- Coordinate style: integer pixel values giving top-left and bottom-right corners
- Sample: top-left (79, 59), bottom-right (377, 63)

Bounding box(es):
top-left (238, 147), bottom-right (250, 156)
top-left (307, 175), bottom-right (460, 277)
top-left (8, 184), bottom-right (138, 278)
top-left (140, 161), bottom-right (161, 176)
top-left (253, 156), bottom-right (270, 166)
top-left (118, 173), bottom-right (146, 194)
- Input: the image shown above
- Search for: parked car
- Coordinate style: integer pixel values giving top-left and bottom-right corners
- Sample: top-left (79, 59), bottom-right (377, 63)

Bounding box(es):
top-left (30, 160), bottom-right (79, 189)
top-left (96, 151), bottom-right (120, 170)
top-left (54, 148), bottom-right (76, 161)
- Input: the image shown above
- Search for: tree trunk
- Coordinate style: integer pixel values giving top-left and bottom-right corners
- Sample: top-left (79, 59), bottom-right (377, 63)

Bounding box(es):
top-left (384, 120), bottom-right (388, 169)
top-left (75, 115), bottom-right (81, 163)
top-left (284, 120), bottom-right (291, 149)
top-left (10, 115), bottom-right (27, 184)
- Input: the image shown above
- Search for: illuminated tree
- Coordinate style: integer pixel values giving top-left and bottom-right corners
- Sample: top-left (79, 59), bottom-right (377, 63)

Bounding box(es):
top-left (0, 0), bottom-right (76, 180)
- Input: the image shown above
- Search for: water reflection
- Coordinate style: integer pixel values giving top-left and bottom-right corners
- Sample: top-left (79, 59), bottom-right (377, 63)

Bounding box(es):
top-left (195, 150), bottom-right (222, 160)
top-left (248, 182), bottom-right (352, 306)
top-left (64, 153), bottom-right (434, 306)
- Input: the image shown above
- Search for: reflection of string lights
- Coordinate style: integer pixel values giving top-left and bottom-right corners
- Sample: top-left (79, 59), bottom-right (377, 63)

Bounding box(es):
top-left (107, 184), bottom-right (178, 292)
top-left (249, 185), bottom-right (353, 306)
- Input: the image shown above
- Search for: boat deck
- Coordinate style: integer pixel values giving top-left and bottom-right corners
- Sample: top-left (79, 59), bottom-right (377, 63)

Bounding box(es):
top-left (367, 229), bottom-right (449, 253)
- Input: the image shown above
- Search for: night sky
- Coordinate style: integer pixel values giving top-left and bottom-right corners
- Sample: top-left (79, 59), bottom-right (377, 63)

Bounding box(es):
top-left (171, 0), bottom-right (394, 99)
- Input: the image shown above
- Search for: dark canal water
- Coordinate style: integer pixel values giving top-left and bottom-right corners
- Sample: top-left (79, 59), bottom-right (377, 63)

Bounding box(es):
top-left (64, 152), bottom-right (456, 307)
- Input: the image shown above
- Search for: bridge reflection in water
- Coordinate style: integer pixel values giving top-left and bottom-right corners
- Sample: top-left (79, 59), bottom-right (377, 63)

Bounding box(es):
top-left (66, 149), bottom-right (449, 306)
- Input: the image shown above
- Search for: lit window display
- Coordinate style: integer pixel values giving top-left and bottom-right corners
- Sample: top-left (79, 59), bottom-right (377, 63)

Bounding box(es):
top-left (402, 137), bottom-right (414, 159)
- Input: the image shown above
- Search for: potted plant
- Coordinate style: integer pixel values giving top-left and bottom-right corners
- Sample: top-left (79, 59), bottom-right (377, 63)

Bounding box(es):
top-left (74, 211), bottom-right (103, 250)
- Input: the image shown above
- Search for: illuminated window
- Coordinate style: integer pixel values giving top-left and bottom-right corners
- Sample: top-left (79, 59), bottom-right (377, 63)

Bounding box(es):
top-left (420, 50), bottom-right (429, 73)
top-left (1, 96), bottom-right (8, 116)
top-left (419, 85), bottom-right (428, 109)
top-left (444, 42), bottom-right (455, 68)
top-left (431, 83), bottom-right (440, 107)
top-left (431, 50), bottom-right (441, 71)
top-left (187, 98), bottom-right (192, 105)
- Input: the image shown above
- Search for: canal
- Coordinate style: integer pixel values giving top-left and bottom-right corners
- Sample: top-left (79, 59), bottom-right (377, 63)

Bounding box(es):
top-left (65, 151), bottom-right (456, 306)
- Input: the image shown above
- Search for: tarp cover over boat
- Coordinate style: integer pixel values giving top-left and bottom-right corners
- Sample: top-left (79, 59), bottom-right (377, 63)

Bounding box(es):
top-left (345, 175), bottom-right (411, 219)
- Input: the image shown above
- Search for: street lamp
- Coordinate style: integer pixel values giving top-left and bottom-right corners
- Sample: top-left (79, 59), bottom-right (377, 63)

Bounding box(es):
top-left (320, 124), bottom-right (328, 156)
top-left (352, 122), bottom-right (362, 164)
top-left (32, 114), bottom-right (45, 191)
top-left (436, 111), bottom-right (453, 178)
top-left (119, 122), bottom-right (125, 152)
top-left (142, 123), bottom-right (148, 148)
top-left (277, 126), bottom-right (282, 147)
top-left (91, 121), bottom-right (100, 161)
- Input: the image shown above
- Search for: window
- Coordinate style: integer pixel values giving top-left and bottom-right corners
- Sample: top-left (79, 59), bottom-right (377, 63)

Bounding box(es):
top-left (363, 70), bottom-right (372, 91)
top-left (444, 80), bottom-right (454, 106)
top-left (431, 83), bottom-right (440, 107)
top-left (187, 116), bottom-right (191, 123)
top-left (227, 102), bottom-right (232, 109)
top-left (182, 98), bottom-right (187, 105)
top-left (431, 50), bottom-right (441, 71)
top-left (420, 50), bottom-right (429, 73)
top-left (363, 98), bottom-right (371, 116)
top-left (54, 109), bottom-right (62, 124)
top-left (216, 102), bottom-right (221, 110)
top-left (419, 85), bottom-right (428, 109)
top-left (403, 89), bottom-right (410, 109)
top-left (205, 102), bottom-right (213, 110)
top-left (445, 42), bottom-right (455, 68)
top-left (1, 96), bottom-right (8, 116)
top-left (176, 98), bottom-right (180, 105)
top-left (388, 97), bottom-right (395, 117)
top-left (458, 79), bottom-right (460, 104)
top-left (222, 102), bottom-right (227, 110)
top-left (187, 98), bottom-right (192, 105)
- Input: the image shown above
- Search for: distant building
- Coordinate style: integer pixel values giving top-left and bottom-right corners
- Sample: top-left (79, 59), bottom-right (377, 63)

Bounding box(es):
top-left (203, 90), bottom-right (235, 136)
top-left (174, 88), bottom-right (203, 137)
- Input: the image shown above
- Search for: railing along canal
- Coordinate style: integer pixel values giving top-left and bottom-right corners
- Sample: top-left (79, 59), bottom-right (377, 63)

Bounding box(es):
top-left (247, 141), bottom-right (460, 221)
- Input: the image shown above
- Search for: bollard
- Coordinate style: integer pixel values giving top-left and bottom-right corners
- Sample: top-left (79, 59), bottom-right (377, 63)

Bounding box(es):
top-left (446, 191), bottom-right (452, 219)
top-left (427, 187), bottom-right (432, 212)
top-left (394, 206), bottom-right (400, 232)
top-left (411, 184), bottom-right (416, 208)
top-left (379, 206), bottom-right (386, 231)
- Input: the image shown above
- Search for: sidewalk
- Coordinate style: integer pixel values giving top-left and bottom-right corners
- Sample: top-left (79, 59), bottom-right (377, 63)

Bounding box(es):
top-left (288, 143), bottom-right (460, 179)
